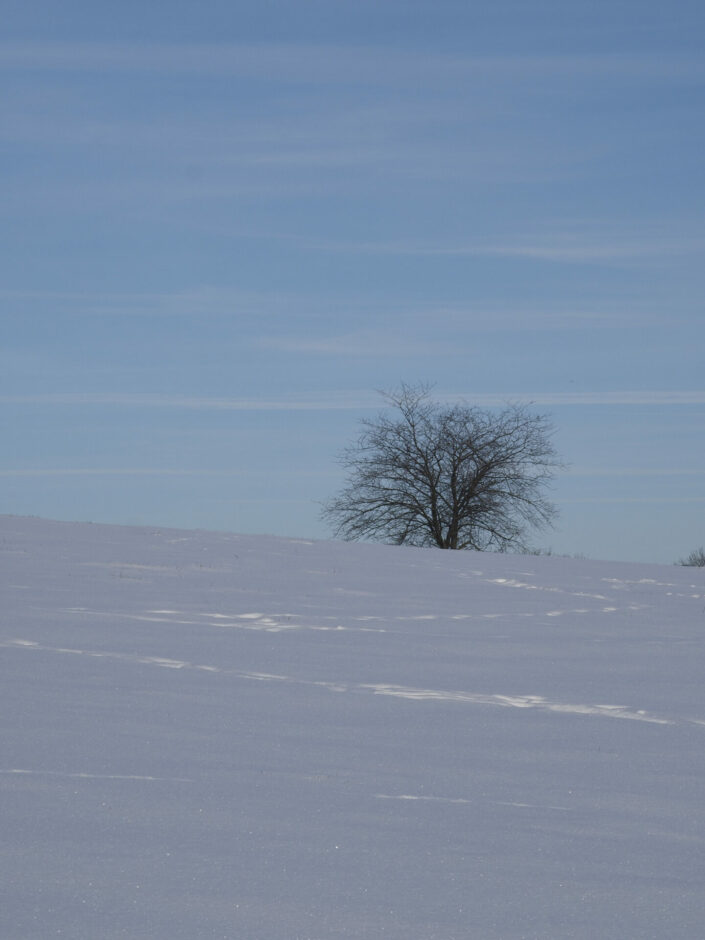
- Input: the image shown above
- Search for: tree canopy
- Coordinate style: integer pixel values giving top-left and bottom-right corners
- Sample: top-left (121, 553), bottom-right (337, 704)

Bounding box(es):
top-left (323, 384), bottom-right (563, 551)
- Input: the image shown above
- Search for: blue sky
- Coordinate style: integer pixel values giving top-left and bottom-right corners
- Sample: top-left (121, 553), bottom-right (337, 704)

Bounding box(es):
top-left (2, 0), bottom-right (704, 562)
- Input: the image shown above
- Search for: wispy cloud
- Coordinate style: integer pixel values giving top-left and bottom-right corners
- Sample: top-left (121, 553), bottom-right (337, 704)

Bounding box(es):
top-left (2, 390), bottom-right (705, 410)
top-left (2, 288), bottom-right (685, 334)
top-left (0, 392), bottom-right (380, 410)
top-left (518, 391), bottom-right (705, 406)
top-left (1, 41), bottom-right (702, 84)
top-left (557, 497), bottom-right (705, 504)
top-left (0, 286), bottom-right (305, 320)
top-left (258, 331), bottom-right (463, 357)
top-left (1, 289), bottom-right (686, 336)
top-left (568, 467), bottom-right (705, 477)
top-left (340, 230), bottom-right (705, 265)
top-left (438, 391), bottom-right (705, 407)
top-left (0, 100), bottom-right (588, 203)
top-left (0, 469), bottom-right (238, 477)
top-left (4, 42), bottom-right (703, 209)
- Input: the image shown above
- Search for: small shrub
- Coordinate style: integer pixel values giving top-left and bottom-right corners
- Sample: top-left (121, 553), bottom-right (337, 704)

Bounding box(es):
top-left (677, 547), bottom-right (705, 567)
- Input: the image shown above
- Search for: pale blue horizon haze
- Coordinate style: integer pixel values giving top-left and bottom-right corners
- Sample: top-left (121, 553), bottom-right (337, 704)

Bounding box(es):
top-left (2, 0), bottom-right (704, 563)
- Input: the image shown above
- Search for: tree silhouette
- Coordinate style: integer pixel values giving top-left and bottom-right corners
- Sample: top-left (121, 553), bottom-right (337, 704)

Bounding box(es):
top-left (324, 384), bottom-right (563, 551)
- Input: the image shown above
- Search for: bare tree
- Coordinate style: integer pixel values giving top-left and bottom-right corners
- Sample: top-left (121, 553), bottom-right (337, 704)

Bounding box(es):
top-left (323, 384), bottom-right (564, 552)
top-left (677, 547), bottom-right (705, 567)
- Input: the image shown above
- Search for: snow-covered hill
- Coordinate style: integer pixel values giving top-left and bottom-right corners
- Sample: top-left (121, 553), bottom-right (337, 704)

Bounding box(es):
top-left (2, 515), bottom-right (704, 939)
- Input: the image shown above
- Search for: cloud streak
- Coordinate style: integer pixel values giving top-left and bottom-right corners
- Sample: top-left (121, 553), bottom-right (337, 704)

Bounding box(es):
top-left (568, 467), bottom-right (705, 477)
top-left (2, 390), bottom-right (705, 410)
top-left (258, 331), bottom-right (464, 357)
top-left (1, 41), bottom-right (702, 84)
top-left (440, 391), bottom-right (705, 407)
top-left (340, 230), bottom-right (705, 265)
top-left (558, 497), bottom-right (705, 504)
top-left (0, 392), bottom-right (379, 410)
top-left (5, 43), bottom-right (704, 205)
top-left (1, 289), bottom-right (686, 335)
top-left (0, 469), bottom-right (241, 477)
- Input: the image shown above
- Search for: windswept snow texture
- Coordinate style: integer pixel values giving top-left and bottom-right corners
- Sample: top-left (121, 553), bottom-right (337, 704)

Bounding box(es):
top-left (2, 516), bottom-right (704, 940)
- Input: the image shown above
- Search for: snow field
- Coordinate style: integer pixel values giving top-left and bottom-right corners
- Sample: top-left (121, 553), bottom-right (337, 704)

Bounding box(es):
top-left (2, 516), bottom-right (704, 939)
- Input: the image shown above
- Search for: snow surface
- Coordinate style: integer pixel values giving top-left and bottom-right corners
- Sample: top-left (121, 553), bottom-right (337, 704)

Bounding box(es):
top-left (2, 515), bottom-right (704, 939)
